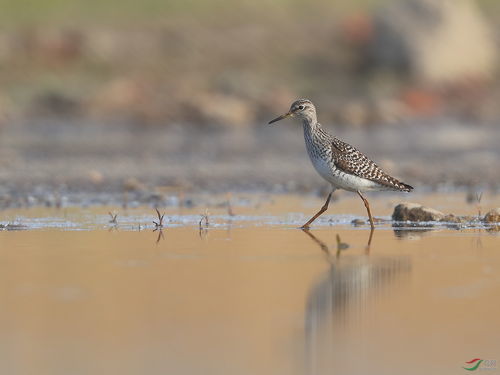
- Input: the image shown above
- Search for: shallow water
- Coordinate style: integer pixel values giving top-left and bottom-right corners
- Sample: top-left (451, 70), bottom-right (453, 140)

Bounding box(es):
top-left (0, 193), bottom-right (499, 375)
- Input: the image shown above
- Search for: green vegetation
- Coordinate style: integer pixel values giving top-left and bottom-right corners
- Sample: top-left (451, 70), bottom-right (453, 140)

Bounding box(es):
top-left (0, 0), bottom-right (391, 27)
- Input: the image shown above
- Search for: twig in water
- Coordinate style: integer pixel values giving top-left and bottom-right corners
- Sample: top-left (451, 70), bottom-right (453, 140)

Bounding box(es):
top-left (153, 208), bottom-right (165, 230)
top-left (0, 222), bottom-right (28, 231)
top-left (335, 234), bottom-right (349, 257)
top-left (108, 212), bottom-right (118, 224)
top-left (475, 192), bottom-right (483, 219)
top-left (199, 209), bottom-right (210, 229)
top-left (156, 230), bottom-right (164, 244)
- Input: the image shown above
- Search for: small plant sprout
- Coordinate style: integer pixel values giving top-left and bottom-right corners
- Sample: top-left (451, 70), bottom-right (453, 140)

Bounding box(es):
top-left (108, 212), bottom-right (118, 224)
top-left (156, 230), bottom-right (164, 244)
top-left (0, 222), bottom-right (28, 231)
top-left (153, 208), bottom-right (165, 230)
top-left (475, 192), bottom-right (483, 219)
top-left (199, 209), bottom-right (210, 229)
top-left (335, 234), bottom-right (350, 258)
top-left (336, 234), bottom-right (349, 251)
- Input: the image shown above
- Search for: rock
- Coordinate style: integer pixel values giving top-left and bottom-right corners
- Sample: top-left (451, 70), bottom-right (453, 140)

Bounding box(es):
top-left (461, 215), bottom-right (477, 223)
top-left (351, 218), bottom-right (365, 226)
top-left (352, 217), bottom-right (384, 226)
top-left (392, 202), bottom-right (445, 222)
top-left (483, 208), bottom-right (500, 223)
top-left (439, 214), bottom-right (463, 224)
top-left (367, 0), bottom-right (497, 85)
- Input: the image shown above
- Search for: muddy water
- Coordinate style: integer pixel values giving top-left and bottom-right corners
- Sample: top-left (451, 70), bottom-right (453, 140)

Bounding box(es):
top-left (0, 193), bottom-right (499, 375)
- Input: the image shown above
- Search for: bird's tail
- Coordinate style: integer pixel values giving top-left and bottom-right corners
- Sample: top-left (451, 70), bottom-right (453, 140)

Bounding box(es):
top-left (392, 180), bottom-right (413, 192)
top-left (383, 175), bottom-right (413, 192)
top-left (398, 182), bottom-right (414, 192)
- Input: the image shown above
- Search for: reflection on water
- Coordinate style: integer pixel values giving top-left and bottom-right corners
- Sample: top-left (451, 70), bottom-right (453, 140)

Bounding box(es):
top-left (302, 231), bottom-right (411, 375)
top-left (303, 227), bottom-right (373, 256)
top-left (0, 217), bottom-right (499, 375)
top-left (392, 224), bottom-right (437, 239)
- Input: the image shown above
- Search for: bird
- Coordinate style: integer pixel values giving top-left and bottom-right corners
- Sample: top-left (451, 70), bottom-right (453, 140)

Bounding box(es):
top-left (268, 99), bottom-right (413, 230)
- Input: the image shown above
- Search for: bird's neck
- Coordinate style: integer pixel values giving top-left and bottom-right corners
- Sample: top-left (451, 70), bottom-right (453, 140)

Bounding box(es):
top-left (303, 119), bottom-right (332, 149)
top-left (302, 118), bottom-right (321, 135)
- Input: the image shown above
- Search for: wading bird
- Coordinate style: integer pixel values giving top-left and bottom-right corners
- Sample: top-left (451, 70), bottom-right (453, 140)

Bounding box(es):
top-left (269, 99), bottom-right (413, 230)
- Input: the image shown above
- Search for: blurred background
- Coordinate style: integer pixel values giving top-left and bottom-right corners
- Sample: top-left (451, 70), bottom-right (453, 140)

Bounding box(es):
top-left (0, 0), bottom-right (499, 206)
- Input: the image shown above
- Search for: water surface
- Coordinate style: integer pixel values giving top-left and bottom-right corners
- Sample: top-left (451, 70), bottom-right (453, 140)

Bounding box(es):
top-left (0, 194), bottom-right (499, 374)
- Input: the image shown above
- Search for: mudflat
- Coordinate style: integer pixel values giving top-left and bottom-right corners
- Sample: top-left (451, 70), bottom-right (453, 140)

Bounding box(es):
top-left (0, 193), bottom-right (499, 375)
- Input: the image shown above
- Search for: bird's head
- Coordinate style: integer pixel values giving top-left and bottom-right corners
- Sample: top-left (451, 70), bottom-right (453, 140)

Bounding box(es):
top-left (268, 99), bottom-right (317, 125)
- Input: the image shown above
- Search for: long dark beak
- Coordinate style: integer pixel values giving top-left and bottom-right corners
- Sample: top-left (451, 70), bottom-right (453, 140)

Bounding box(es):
top-left (268, 111), bottom-right (292, 124)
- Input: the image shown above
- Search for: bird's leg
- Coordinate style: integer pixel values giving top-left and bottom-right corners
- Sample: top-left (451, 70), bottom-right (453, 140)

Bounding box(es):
top-left (301, 191), bottom-right (333, 229)
top-left (367, 227), bottom-right (374, 245)
top-left (365, 226), bottom-right (374, 253)
top-left (301, 227), bottom-right (330, 255)
top-left (357, 190), bottom-right (375, 230)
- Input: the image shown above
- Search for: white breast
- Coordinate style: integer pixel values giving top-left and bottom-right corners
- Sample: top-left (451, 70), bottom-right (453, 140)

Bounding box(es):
top-left (308, 154), bottom-right (383, 192)
top-left (310, 156), bottom-right (333, 182)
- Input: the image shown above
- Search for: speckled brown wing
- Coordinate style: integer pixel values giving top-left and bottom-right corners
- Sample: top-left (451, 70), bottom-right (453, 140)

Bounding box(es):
top-left (331, 137), bottom-right (413, 192)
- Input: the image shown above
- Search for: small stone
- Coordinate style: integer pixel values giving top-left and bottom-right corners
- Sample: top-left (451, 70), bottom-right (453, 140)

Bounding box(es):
top-left (392, 202), bottom-right (445, 222)
top-left (483, 208), bottom-right (500, 223)
top-left (459, 215), bottom-right (477, 223)
top-left (440, 214), bottom-right (463, 224)
top-left (351, 218), bottom-right (365, 226)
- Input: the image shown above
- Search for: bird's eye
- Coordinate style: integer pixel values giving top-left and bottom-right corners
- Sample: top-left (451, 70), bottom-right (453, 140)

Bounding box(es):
top-left (298, 105), bottom-right (304, 110)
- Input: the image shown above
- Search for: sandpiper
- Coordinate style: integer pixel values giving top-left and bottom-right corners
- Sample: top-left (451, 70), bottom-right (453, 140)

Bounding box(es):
top-left (269, 99), bottom-right (413, 229)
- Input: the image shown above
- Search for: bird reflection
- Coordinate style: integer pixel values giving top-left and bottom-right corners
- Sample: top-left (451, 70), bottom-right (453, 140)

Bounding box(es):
top-left (303, 226), bottom-right (373, 255)
top-left (302, 229), bottom-right (350, 259)
top-left (301, 229), bottom-right (411, 375)
top-left (154, 228), bottom-right (164, 244)
top-left (392, 223), bottom-right (436, 239)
